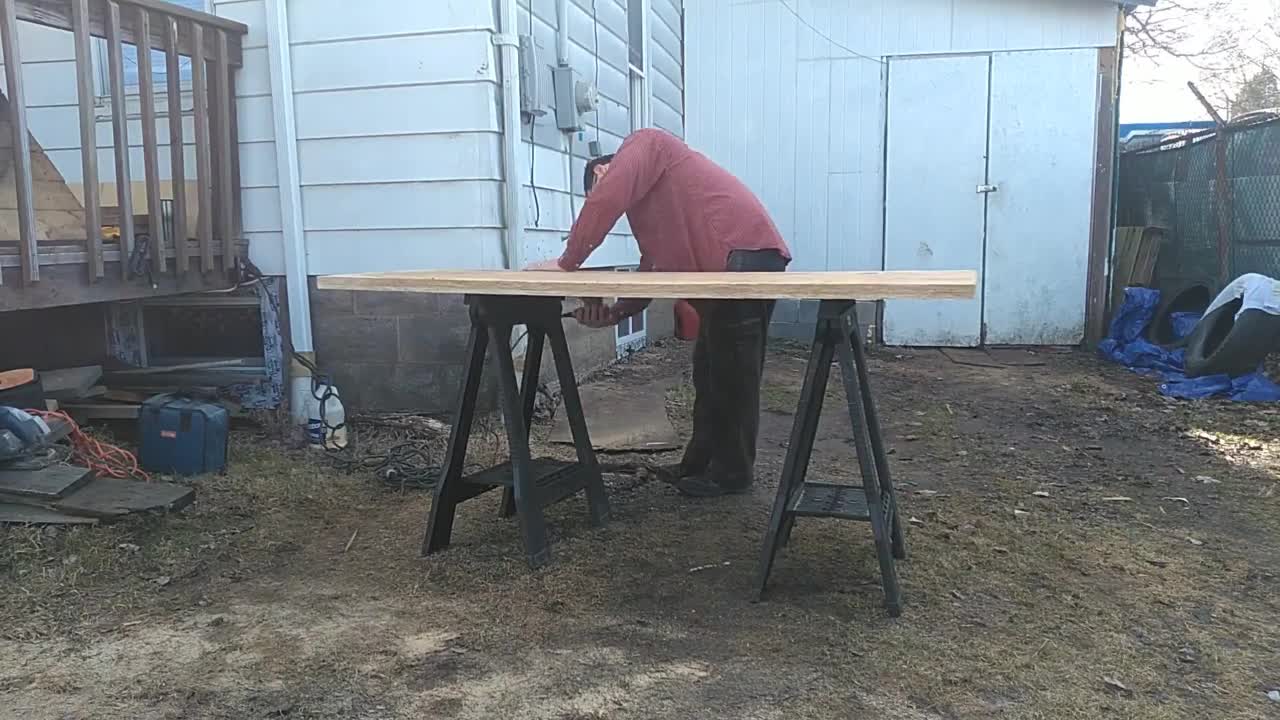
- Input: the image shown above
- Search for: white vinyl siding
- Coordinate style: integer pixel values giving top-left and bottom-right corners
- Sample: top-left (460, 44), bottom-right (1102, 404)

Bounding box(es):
top-left (519, 0), bottom-right (684, 269)
top-left (288, 0), bottom-right (505, 275)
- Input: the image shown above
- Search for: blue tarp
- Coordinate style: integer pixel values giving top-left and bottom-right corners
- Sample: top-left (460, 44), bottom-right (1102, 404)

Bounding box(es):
top-left (1098, 287), bottom-right (1280, 401)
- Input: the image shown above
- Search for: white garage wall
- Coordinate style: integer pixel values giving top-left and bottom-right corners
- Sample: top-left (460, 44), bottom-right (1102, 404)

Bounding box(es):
top-left (685, 0), bottom-right (1120, 275)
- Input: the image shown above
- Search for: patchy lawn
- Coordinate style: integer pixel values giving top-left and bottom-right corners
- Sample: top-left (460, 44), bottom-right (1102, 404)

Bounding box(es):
top-left (2, 342), bottom-right (1278, 719)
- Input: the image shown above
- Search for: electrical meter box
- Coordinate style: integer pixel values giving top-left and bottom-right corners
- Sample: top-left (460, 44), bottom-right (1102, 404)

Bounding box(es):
top-left (553, 65), bottom-right (599, 132)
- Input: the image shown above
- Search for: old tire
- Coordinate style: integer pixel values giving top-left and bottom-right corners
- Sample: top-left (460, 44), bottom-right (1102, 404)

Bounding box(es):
top-left (1147, 283), bottom-right (1213, 348)
top-left (1184, 300), bottom-right (1280, 378)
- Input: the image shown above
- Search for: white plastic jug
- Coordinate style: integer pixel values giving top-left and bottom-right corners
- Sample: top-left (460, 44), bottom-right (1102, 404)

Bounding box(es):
top-left (305, 379), bottom-right (348, 450)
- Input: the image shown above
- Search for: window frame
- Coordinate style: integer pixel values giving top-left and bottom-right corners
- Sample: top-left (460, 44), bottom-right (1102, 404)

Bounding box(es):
top-left (627, 0), bottom-right (652, 131)
top-left (92, 0), bottom-right (209, 100)
top-left (614, 266), bottom-right (649, 357)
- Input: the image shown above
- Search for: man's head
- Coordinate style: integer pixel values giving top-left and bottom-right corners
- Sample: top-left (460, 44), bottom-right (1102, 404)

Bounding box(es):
top-left (584, 154), bottom-right (615, 195)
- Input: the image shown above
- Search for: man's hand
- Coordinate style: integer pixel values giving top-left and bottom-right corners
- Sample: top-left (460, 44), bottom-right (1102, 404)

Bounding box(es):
top-left (524, 258), bottom-right (565, 271)
top-left (572, 299), bottom-right (621, 328)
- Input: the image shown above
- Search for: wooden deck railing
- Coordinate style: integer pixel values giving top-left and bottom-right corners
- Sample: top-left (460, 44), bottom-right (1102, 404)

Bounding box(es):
top-left (0, 0), bottom-right (247, 295)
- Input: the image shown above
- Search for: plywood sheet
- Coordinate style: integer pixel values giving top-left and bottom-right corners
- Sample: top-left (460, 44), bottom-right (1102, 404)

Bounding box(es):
top-left (52, 477), bottom-right (194, 518)
top-left (0, 503), bottom-right (98, 525)
top-left (0, 465), bottom-right (93, 499)
top-left (316, 270), bottom-right (978, 301)
top-left (41, 365), bottom-right (103, 400)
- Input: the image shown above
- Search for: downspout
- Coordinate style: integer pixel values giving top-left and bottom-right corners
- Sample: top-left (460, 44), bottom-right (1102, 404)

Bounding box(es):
top-left (556, 0), bottom-right (570, 66)
top-left (264, 0), bottom-right (314, 424)
top-left (496, 0), bottom-right (525, 269)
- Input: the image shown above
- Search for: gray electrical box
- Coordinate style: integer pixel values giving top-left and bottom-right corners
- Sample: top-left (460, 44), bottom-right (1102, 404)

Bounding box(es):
top-left (518, 33), bottom-right (542, 117)
top-left (553, 65), bottom-right (598, 132)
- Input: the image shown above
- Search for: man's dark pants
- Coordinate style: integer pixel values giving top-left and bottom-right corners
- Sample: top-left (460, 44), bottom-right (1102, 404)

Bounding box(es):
top-left (680, 249), bottom-right (789, 490)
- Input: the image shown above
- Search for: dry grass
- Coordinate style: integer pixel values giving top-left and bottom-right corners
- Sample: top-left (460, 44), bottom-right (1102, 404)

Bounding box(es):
top-left (1, 344), bottom-right (1278, 719)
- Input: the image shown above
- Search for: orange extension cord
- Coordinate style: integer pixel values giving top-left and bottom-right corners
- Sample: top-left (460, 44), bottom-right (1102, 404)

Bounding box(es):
top-left (27, 409), bottom-right (151, 482)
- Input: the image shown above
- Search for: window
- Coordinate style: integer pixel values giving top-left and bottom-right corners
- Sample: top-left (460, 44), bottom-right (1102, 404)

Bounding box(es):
top-left (95, 0), bottom-right (208, 96)
top-left (627, 0), bottom-right (650, 131)
top-left (627, 0), bottom-right (645, 69)
top-left (615, 267), bottom-right (648, 357)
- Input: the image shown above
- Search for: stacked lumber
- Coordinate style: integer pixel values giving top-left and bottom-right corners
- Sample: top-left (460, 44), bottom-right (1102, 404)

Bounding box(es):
top-left (38, 362), bottom-right (245, 421)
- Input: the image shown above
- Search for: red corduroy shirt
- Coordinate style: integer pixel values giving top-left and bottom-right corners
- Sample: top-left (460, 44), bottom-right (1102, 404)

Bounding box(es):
top-left (558, 129), bottom-right (791, 273)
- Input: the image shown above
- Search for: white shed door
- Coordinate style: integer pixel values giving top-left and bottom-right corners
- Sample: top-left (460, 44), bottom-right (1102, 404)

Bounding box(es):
top-left (983, 49), bottom-right (1098, 345)
top-left (883, 54), bottom-right (991, 347)
top-left (884, 50), bottom-right (1101, 347)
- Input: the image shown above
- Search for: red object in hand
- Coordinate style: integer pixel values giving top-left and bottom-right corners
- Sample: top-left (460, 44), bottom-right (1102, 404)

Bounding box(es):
top-left (675, 300), bottom-right (699, 340)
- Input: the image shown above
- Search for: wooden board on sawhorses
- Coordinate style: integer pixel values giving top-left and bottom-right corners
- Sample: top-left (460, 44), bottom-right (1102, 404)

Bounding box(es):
top-left (317, 269), bottom-right (978, 301)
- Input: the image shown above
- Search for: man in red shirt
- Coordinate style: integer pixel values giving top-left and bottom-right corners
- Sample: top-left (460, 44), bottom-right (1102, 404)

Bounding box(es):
top-left (527, 128), bottom-right (791, 497)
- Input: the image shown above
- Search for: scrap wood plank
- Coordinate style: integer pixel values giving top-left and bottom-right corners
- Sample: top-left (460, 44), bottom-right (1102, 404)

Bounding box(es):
top-left (0, 502), bottom-right (98, 525)
top-left (40, 365), bottom-right (103, 400)
top-left (110, 358), bottom-right (246, 375)
top-left (51, 477), bottom-right (194, 519)
top-left (102, 388), bottom-right (153, 404)
top-left (62, 402), bottom-right (141, 420)
top-left (0, 464), bottom-right (93, 498)
top-left (316, 269), bottom-right (979, 301)
top-left (44, 416), bottom-right (73, 444)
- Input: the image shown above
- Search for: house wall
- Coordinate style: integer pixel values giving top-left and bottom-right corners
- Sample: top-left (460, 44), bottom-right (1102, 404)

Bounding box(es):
top-left (2, 0), bottom-right (685, 413)
top-left (0, 1), bottom-right (282, 273)
top-left (300, 0), bottom-right (685, 412)
top-left (286, 0), bottom-right (506, 276)
top-left (519, 0), bottom-right (684, 268)
top-left (684, 0), bottom-right (1120, 339)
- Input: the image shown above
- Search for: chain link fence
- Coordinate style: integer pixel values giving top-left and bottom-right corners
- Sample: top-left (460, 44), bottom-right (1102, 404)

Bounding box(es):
top-left (1117, 116), bottom-right (1280, 295)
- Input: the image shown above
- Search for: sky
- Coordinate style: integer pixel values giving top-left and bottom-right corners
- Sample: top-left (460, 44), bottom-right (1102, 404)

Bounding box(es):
top-left (1120, 0), bottom-right (1275, 123)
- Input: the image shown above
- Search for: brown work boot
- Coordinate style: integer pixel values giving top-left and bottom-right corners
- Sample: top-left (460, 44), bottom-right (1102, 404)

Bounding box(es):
top-left (655, 461), bottom-right (703, 485)
top-left (675, 472), bottom-right (752, 498)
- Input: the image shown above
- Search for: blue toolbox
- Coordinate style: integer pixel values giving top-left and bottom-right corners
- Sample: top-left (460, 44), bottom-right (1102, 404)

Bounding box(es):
top-left (138, 393), bottom-right (229, 475)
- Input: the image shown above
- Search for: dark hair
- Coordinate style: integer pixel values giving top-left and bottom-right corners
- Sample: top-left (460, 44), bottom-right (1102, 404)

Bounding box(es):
top-left (584, 154), bottom-right (615, 195)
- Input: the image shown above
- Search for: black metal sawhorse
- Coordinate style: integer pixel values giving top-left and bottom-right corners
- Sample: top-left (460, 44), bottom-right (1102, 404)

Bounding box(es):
top-left (755, 300), bottom-right (907, 616)
top-left (423, 295), bottom-right (609, 568)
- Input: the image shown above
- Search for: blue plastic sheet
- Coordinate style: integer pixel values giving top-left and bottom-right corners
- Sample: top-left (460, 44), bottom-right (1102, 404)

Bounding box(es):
top-left (1170, 311), bottom-right (1201, 341)
top-left (1098, 287), bottom-right (1280, 401)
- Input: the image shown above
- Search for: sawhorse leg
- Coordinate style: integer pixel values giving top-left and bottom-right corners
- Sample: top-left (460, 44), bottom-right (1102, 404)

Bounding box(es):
top-left (755, 300), bottom-right (906, 616)
top-left (422, 295), bottom-right (609, 568)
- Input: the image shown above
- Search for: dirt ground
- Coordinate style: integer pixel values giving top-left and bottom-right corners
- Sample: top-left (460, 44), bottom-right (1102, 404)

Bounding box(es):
top-left (2, 340), bottom-right (1279, 719)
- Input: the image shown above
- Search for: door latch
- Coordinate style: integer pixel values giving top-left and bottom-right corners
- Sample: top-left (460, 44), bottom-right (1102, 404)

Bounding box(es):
top-left (976, 184), bottom-right (999, 194)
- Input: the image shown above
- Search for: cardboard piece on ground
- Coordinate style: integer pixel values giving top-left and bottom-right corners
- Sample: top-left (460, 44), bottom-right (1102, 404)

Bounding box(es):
top-left (549, 380), bottom-right (680, 452)
top-left (0, 464), bottom-right (93, 498)
top-left (938, 348), bottom-right (1004, 368)
top-left (40, 365), bottom-right (103, 400)
top-left (53, 477), bottom-right (194, 518)
top-left (985, 348), bottom-right (1047, 367)
top-left (0, 502), bottom-right (99, 525)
